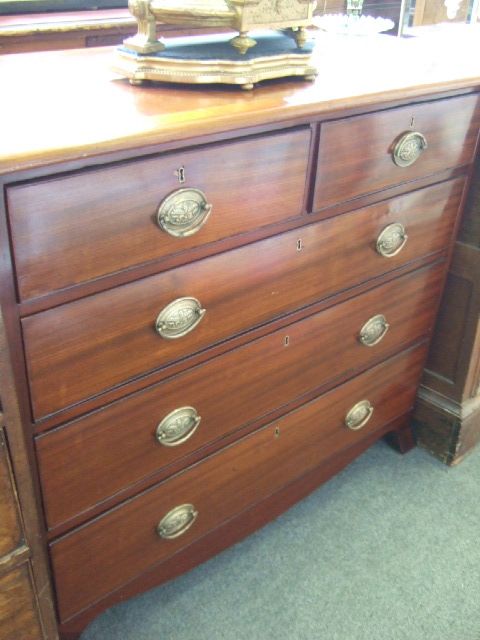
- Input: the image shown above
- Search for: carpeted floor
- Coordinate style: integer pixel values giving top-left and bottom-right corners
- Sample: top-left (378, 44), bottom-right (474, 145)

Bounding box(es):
top-left (81, 439), bottom-right (480, 640)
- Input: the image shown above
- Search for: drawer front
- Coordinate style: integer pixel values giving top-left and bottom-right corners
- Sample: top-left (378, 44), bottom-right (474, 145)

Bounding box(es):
top-left (23, 178), bottom-right (463, 419)
top-left (50, 343), bottom-right (427, 622)
top-left (313, 94), bottom-right (480, 212)
top-left (0, 428), bottom-right (23, 557)
top-left (7, 129), bottom-right (311, 302)
top-left (37, 261), bottom-right (445, 531)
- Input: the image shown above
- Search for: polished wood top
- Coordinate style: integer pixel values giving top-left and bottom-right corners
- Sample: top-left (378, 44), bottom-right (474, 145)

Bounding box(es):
top-left (0, 9), bottom-right (134, 35)
top-left (1, 27), bottom-right (480, 176)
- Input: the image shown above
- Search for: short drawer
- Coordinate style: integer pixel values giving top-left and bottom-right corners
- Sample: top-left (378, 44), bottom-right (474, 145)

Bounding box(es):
top-left (23, 177), bottom-right (463, 419)
top-left (37, 261), bottom-right (445, 531)
top-left (50, 343), bottom-right (427, 622)
top-left (7, 128), bottom-right (311, 302)
top-left (313, 93), bottom-right (480, 212)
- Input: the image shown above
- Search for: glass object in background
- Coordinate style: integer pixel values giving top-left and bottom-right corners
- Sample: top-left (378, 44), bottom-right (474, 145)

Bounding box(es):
top-left (346, 0), bottom-right (364, 15)
top-left (312, 0), bottom-right (396, 35)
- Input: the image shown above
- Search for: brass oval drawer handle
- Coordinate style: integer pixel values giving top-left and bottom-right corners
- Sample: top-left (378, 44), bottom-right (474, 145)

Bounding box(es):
top-left (393, 131), bottom-right (428, 167)
top-left (359, 314), bottom-right (390, 347)
top-left (156, 407), bottom-right (201, 447)
top-left (345, 400), bottom-right (374, 431)
top-left (157, 188), bottom-right (212, 237)
top-left (157, 504), bottom-right (198, 540)
top-left (155, 297), bottom-right (206, 339)
top-left (376, 222), bottom-right (408, 258)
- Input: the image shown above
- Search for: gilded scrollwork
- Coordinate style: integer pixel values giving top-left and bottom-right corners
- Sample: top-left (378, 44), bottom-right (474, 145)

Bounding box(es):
top-left (247, 0), bottom-right (310, 23)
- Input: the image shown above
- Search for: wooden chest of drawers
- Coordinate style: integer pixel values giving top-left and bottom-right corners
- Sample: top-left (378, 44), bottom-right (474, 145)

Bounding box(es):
top-left (0, 36), bottom-right (479, 640)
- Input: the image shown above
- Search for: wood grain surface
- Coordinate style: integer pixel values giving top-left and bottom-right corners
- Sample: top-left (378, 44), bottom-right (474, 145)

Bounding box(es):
top-left (22, 177), bottom-right (464, 419)
top-left (50, 343), bottom-right (427, 623)
top-left (313, 93), bottom-right (480, 211)
top-left (8, 128), bottom-right (311, 301)
top-left (56, 413), bottom-right (410, 638)
top-left (0, 429), bottom-right (23, 558)
top-left (0, 29), bottom-right (480, 176)
top-left (0, 563), bottom-right (44, 640)
top-left (36, 260), bottom-right (445, 532)
top-left (0, 32), bottom-right (478, 640)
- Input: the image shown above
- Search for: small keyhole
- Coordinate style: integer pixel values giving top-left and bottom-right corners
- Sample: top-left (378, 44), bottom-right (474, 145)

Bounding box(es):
top-left (410, 116), bottom-right (415, 129)
top-left (284, 336), bottom-right (289, 346)
top-left (176, 166), bottom-right (186, 184)
top-left (274, 427), bottom-right (280, 438)
top-left (297, 239), bottom-right (303, 251)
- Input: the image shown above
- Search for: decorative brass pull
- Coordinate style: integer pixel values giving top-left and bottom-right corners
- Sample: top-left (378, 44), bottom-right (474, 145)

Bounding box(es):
top-left (393, 131), bottom-right (428, 167)
top-left (345, 400), bottom-right (374, 431)
top-left (156, 407), bottom-right (201, 447)
top-left (155, 297), bottom-right (205, 339)
top-left (376, 223), bottom-right (408, 258)
top-left (157, 188), bottom-right (212, 237)
top-left (359, 314), bottom-right (390, 347)
top-left (157, 504), bottom-right (198, 540)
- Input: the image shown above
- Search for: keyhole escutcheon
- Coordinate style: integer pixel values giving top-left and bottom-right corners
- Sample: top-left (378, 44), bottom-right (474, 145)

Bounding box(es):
top-left (176, 166), bottom-right (186, 184)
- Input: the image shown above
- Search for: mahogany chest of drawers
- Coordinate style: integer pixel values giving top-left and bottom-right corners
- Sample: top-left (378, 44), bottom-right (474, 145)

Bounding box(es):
top-left (0, 37), bottom-right (479, 639)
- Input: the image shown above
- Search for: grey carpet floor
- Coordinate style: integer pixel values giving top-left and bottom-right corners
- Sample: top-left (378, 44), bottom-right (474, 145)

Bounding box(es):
top-left (81, 439), bottom-right (480, 640)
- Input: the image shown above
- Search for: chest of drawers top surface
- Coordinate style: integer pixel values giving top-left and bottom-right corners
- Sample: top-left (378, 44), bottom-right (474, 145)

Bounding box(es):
top-left (1, 29), bottom-right (480, 176)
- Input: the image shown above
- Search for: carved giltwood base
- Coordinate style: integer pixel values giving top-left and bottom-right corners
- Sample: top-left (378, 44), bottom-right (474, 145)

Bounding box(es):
top-left (113, 32), bottom-right (317, 89)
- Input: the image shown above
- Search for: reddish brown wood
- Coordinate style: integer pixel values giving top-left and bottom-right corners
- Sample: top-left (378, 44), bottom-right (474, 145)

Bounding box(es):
top-left (0, 44), bottom-right (478, 640)
top-left (14, 165), bottom-right (464, 321)
top-left (0, 562), bottom-right (44, 640)
top-left (386, 421), bottom-right (416, 453)
top-left (23, 177), bottom-right (464, 420)
top-left (0, 429), bottom-right (23, 557)
top-left (50, 343), bottom-right (427, 622)
top-left (8, 128), bottom-right (311, 302)
top-left (414, 148), bottom-right (480, 463)
top-left (313, 94), bottom-right (480, 212)
top-left (0, 307), bottom-right (57, 638)
top-left (56, 411), bottom-right (410, 639)
top-left (36, 260), bottom-right (445, 533)
top-left (0, 11), bottom-right (232, 55)
top-left (1, 38), bottom-right (479, 179)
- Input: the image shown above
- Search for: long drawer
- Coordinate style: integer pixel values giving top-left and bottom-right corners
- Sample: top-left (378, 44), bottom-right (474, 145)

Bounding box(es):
top-left (50, 343), bottom-right (427, 623)
top-left (313, 93), bottom-right (480, 212)
top-left (7, 129), bottom-right (311, 302)
top-left (36, 261), bottom-right (445, 531)
top-left (23, 177), bottom-right (464, 419)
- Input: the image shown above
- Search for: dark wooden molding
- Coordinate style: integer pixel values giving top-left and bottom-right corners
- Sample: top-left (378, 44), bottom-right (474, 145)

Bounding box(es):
top-left (414, 147), bottom-right (480, 464)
